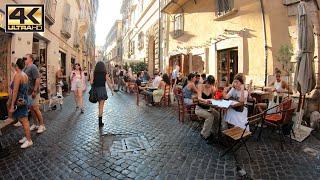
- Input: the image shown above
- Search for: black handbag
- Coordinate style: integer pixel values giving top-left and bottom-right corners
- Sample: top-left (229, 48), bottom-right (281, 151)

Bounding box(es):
top-left (16, 93), bottom-right (27, 107)
top-left (89, 86), bottom-right (98, 103)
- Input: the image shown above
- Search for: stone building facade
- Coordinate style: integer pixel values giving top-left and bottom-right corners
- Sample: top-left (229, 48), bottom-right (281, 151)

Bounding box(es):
top-left (161, 0), bottom-right (320, 87)
top-left (104, 20), bottom-right (123, 66)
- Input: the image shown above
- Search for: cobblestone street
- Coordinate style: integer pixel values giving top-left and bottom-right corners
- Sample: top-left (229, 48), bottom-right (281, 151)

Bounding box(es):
top-left (1, 92), bottom-right (320, 180)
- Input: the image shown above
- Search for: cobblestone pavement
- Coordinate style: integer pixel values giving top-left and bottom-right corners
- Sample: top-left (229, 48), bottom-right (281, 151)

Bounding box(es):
top-left (1, 91), bottom-right (320, 180)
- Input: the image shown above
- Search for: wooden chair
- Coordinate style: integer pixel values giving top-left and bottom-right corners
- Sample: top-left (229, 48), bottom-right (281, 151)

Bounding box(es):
top-left (221, 112), bottom-right (265, 158)
top-left (133, 83), bottom-right (146, 106)
top-left (161, 85), bottom-right (171, 107)
top-left (173, 87), bottom-right (197, 122)
top-left (261, 98), bottom-right (295, 149)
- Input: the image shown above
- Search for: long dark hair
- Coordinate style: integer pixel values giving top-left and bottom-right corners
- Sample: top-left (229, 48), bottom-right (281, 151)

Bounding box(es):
top-left (74, 63), bottom-right (83, 78)
top-left (94, 61), bottom-right (106, 74)
top-left (16, 58), bottom-right (25, 70)
top-left (162, 73), bottom-right (170, 85)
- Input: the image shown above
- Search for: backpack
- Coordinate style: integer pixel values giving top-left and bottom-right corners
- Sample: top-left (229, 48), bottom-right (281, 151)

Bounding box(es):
top-left (119, 70), bottom-right (124, 77)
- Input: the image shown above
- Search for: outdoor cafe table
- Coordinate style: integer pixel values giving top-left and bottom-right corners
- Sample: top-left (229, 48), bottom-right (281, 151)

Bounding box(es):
top-left (198, 99), bottom-right (238, 141)
top-left (251, 90), bottom-right (271, 103)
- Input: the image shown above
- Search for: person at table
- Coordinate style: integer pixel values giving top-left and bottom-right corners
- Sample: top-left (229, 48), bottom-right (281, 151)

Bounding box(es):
top-left (199, 73), bottom-right (206, 84)
top-left (152, 71), bottom-right (162, 88)
top-left (183, 73), bottom-right (198, 105)
top-left (153, 73), bottom-right (171, 103)
top-left (255, 69), bottom-right (289, 113)
top-left (223, 73), bottom-right (249, 129)
top-left (195, 75), bottom-right (220, 141)
top-left (135, 71), bottom-right (145, 92)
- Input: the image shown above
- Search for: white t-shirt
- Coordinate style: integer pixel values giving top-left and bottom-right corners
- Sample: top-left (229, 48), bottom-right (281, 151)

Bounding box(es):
top-left (172, 69), bottom-right (178, 79)
top-left (227, 88), bottom-right (249, 104)
top-left (152, 75), bottom-right (162, 88)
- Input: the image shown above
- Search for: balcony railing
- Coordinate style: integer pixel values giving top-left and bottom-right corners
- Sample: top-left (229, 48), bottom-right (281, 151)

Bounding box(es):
top-left (45, 0), bottom-right (57, 25)
top-left (216, 0), bottom-right (234, 17)
top-left (61, 16), bottom-right (72, 39)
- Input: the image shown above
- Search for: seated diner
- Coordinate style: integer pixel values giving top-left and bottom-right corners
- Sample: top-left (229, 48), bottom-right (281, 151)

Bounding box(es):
top-left (182, 73), bottom-right (198, 105)
top-left (223, 73), bottom-right (249, 129)
top-left (195, 75), bottom-right (221, 142)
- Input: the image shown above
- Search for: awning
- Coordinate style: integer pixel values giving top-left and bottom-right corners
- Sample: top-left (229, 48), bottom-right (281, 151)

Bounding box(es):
top-left (161, 0), bottom-right (190, 14)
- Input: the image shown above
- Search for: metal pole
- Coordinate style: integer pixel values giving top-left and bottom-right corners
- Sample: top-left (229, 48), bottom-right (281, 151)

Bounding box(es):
top-left (158, 0), bottom-right (162, 73)
top-left (260, 0), bottom-right (268, 86)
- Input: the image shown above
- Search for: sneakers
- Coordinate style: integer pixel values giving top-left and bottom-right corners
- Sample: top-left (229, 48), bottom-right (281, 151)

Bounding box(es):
top-left (37, 125), bottom-right (46, 134)
top-left (13, 121), bottom-right (22, 127)
top-left (20, 140), bottom-right (33, 149)
top-left (19, 137), bottom-right (27, 144)
top-left (30, 124), bottom-right (39, 131)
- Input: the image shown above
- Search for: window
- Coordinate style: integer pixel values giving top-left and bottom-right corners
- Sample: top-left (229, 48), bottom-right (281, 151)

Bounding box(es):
top-left (217, 0), bottom-right (234, 16)
top-left (138, 32), bottom-right (144, 50)
top-left (174, 14), bottom-right (184, 38)
top-left (129, 40), bottom-right (135, 56)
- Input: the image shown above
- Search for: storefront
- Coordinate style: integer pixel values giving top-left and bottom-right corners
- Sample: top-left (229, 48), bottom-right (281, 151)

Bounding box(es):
top-left (168, 54), bottom-right (189, 76)
top-left (0, 29), bottom-right (12, 94)
top-left (217, 48), bottom-right (238, 85)
top-left (32, 37), bottom-right (49, 99)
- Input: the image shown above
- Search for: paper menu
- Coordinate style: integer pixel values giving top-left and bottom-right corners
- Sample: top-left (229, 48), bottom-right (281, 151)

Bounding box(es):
top-left (210, 99), bottom-right (238, 108)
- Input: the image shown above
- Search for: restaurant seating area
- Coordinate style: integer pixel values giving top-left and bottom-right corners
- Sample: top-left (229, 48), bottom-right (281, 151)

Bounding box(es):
top-left (117, 70), bottom-right (320, 163)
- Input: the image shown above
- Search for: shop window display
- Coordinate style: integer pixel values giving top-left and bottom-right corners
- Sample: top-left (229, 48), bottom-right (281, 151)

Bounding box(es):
top-left (32, 38), bottom-right (48, 100)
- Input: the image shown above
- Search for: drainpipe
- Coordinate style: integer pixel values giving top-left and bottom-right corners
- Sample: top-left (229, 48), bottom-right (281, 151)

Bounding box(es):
top-left (158, 0), bottom-right (162, 73)
top-left (260, 0), bottom-right (268, 86)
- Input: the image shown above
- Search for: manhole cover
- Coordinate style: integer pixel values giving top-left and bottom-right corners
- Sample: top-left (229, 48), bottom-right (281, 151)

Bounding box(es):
top-left (110, 136), bottom-right (150, 155)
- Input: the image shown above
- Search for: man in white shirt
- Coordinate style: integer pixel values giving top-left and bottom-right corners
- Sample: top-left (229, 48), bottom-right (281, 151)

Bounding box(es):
top-left (152, 71), bottom-right (162, 88)
top-left (171, 65), bottom-right (180, 85)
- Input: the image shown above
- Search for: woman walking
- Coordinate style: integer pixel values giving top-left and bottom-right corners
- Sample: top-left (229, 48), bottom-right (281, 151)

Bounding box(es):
top-left (70, 63), bottom-right (86, 113)
top-left (9, 58), bottom-right (33, 148)
top-left (90, 61), bottom-right (114, 127)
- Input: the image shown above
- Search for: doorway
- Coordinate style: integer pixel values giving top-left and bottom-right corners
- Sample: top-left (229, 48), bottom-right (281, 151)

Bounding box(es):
top-left (217, 48), bottom-right (238, 85)
top-left (59, 51), bottom-right (66, 74)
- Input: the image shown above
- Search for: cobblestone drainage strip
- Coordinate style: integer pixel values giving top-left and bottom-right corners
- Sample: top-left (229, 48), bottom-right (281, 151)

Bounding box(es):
top-left (102, 134), bottom-right (151, 156)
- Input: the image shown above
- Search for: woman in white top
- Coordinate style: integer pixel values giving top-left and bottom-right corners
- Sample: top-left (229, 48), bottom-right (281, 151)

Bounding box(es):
top-left (223, 73), bottom-right (249, 129)
top-left (255, 70), bottom-right (288, 113)
top-left (70, 63), bottom-right (86, 113)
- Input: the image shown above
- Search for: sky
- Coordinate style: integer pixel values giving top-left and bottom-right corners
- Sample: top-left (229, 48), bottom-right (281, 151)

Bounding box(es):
top-left (95, 0), bottom-right (122, 47)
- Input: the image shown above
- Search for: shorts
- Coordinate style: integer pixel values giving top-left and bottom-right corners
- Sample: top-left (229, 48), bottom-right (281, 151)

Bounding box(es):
top-left (76, 80), bottom-right (83, 89)
top-left (28, 93), bottom-right (40, 106)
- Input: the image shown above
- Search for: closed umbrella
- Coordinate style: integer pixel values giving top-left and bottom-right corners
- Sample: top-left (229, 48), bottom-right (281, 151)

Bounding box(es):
top-left (293, 1), bottom-right (316, 141)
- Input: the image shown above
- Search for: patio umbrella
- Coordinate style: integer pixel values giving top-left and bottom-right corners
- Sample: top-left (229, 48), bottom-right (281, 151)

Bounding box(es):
top-left (294, 1), bottom-right (316, 96)
top-left (294, 1), bottom-right (316, 139)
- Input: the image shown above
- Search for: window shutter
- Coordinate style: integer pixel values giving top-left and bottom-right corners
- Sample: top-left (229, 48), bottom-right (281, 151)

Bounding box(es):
top-left (64, 3), bottom-right (71, 17)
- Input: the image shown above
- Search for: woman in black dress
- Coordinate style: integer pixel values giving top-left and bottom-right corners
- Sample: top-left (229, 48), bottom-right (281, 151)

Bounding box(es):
top-left (90, 61), bottom-right (114, 127)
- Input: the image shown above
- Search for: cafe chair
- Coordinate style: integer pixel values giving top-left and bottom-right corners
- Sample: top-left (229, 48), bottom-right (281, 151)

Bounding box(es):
top-left (261, 98), bottom-right (295, 149)
top-left (155, 85), bottom-right (171, 107)
top-left (221, 112), bottom-right (265, 159)
top-left (173, 87), bottom-right (197, 122)
top-left (134, 84), bottom-right (146, 106)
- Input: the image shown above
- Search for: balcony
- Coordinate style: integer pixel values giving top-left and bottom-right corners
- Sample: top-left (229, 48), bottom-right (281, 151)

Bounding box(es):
top-left (61, 16), bottom-right (72, 39)
top-left (161, 0), bottom-right (189, 14)
top-left (73, 33), bottom-right (80, 48)
top-left (45, 0), bottom-right (57, 25)
top-left (78, 10), bottom-right (89, 38)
